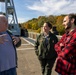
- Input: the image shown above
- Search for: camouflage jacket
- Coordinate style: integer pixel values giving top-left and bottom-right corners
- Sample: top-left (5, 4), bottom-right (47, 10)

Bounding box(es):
top-left (34, 32), bottom-right (58, 59)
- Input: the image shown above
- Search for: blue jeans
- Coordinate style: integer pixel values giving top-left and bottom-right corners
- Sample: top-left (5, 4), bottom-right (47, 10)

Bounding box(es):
top-left (0, 68), bottom-right (17, 75)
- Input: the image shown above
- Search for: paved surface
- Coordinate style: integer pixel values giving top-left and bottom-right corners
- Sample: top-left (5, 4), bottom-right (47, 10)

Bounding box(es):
top-left (16, 37), bottom-right (58, 75)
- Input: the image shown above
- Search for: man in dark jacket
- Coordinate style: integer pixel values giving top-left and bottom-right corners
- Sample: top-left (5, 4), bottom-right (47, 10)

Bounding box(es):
top-left (0, 14), bottom-right (21, 75)
top-left (34, 22), bottom-right (58, 75)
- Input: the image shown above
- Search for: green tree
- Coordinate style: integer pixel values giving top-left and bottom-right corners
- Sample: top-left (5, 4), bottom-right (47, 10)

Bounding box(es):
top-left (47, 15), bottom-right (56, 25)
top-left (56, 15), bottom-right (65, 35)
top-left (32, 22), bottom-right (38, 30)
top-left (38, 16), bottom-right (47, 27)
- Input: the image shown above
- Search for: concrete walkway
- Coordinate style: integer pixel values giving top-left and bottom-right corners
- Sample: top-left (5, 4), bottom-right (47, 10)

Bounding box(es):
top-left (17, 37), bottom-right (58, 75)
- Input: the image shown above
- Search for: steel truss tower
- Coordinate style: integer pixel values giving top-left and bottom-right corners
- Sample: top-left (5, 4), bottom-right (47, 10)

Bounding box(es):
top-left (0, 0), bottom-right (20, 36)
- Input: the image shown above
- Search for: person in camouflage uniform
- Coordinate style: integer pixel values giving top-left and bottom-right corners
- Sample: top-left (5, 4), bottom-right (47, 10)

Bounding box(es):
top-left (34, 22), bottom-right (58, 75)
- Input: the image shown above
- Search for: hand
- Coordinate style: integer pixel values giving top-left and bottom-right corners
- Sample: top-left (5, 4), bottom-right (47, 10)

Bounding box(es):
top-left (12, 36), bottom-right (20, 45)
top-left (60, 43), bottom-right (64, 50)
top-left (0, 34), bottom-right (8, 44)
top-left (60, 43), bottom-right (64, 47)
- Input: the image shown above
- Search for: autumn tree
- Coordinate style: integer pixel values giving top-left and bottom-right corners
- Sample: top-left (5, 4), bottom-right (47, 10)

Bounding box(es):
top-left (56, 15), bottom-right (65, 35)
top-left (47, 15), bottom-right (56, 25)
top-left (38, 16), bottom-right (47, 27)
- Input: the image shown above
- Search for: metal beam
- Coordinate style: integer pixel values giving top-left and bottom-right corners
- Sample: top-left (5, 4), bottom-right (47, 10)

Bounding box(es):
top-left (0, 0), bottom-right (10, 2)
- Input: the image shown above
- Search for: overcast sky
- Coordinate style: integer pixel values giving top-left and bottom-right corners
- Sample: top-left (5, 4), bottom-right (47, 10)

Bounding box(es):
top-left (0, 0), bottom-right (76, 23)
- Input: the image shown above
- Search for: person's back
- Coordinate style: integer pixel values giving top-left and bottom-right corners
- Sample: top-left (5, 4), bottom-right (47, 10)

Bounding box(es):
top-left (52, 26), bottom-right (59, 35)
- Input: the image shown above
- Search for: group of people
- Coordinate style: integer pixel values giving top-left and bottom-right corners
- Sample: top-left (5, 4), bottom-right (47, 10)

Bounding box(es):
top-left (0, 13), bottom-right (76, 75)
top-left (35, 13), bottom-right (76, 75)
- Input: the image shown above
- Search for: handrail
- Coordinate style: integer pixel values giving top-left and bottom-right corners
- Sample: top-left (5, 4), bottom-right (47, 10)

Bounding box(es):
top-left (27, 32), bottom-right (62, 41)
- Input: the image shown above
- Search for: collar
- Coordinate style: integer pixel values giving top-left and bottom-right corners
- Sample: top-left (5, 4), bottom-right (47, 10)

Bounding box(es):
top-left (66, 28), bottom-right (76, 36)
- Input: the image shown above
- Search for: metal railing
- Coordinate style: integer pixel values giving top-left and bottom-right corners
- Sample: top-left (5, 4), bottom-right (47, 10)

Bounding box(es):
top-left (28, 32), bottom-right (39, 40)
top-left (26, 32), bottom-right (62, 41)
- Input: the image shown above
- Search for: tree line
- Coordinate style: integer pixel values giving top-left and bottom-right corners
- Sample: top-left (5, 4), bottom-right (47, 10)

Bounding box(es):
top-left (19, 14), bottom-right (66, 35)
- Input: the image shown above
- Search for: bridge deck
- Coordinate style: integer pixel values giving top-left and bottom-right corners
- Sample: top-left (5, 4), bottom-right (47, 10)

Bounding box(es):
top-left (17, 37), bottom-right (58, 75)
